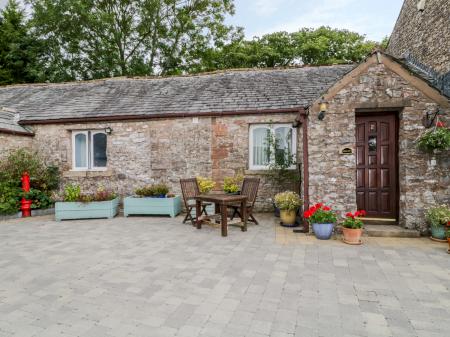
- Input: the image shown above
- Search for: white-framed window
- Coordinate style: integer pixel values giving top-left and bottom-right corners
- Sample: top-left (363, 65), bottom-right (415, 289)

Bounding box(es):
top-left (249, 124), bottom-right (297, 170)
top-left (72, 130), bottom-right (107, 170)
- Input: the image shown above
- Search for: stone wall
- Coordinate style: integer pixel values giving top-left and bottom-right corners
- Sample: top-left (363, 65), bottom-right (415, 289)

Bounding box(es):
top-left (387, 0), bottom-right (450, 74)
top-left (0, 133), bottom-right (33, 159)
top-left (308, 60), bottom-right (449, 232)
top-left (29, 113), bottom-right (300, 211)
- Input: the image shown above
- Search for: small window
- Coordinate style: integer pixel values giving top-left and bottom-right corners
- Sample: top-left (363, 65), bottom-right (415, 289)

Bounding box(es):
top-left (72, 130), bottom-right (107, 170)
top-left (249, 124), bottom-right (297, 170)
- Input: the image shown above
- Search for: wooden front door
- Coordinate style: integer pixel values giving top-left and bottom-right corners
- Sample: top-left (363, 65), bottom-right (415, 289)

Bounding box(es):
top-left (356, 114), bottom-right (398, 219)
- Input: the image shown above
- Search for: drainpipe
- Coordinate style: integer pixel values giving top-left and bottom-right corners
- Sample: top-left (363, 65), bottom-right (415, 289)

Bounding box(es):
top-left (299, 108), bottom-right (310, 232)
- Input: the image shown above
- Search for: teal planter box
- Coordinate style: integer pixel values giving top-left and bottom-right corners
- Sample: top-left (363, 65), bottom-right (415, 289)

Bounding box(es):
top-left (124, 196), bottom-right (182, 218)
top-left (55, 197), bottom-right (119, 221)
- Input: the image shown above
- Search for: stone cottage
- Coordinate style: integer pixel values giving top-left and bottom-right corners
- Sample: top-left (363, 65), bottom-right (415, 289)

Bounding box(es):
top-left (1, 0), bottom-right (449, 232)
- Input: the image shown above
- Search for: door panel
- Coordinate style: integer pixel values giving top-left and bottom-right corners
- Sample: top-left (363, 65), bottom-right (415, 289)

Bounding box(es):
top-left (355, 114), bottom-right (398, 219)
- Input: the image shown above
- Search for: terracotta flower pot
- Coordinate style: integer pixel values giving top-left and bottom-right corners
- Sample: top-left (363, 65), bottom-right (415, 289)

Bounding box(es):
top-left (342, 227), bottom-right (363, 245)
top-left (280, 209), bottom-right (297, 225)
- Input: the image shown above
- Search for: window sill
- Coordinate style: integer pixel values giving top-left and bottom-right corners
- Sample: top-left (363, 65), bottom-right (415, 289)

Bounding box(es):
top-left (63, 169), bottom-right (114, 178)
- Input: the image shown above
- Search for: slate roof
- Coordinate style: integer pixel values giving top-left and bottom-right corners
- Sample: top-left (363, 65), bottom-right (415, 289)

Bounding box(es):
top-left (0, 65), bottom-right (355, 123)
top-left (0, 108), bottom-right (33, 135)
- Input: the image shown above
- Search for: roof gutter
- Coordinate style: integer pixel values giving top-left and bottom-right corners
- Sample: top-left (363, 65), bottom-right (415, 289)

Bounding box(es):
top-left (19, 107), bottom-right (305, 125)
top-left (0, 128), bottom-right (34, 137)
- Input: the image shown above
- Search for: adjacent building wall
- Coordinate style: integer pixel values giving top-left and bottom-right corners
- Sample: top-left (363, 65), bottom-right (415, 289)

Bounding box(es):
top-left (307, 57), bottom-right (449, 232)
top-left (0, 133), bottom-right (33, 159)
top-left (29, 113), bottom-right (300, 211)
top-left (387, 0), bottom-right (450, 74)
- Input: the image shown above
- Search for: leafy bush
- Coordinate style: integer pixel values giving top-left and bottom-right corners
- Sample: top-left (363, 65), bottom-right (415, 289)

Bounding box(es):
top-left (196, 177), bottom-right (215, 193)
top-left (417, 126), bottom-right (450, 152)
top-left (223, 175), bottom-right (243, 193)
top-left (135, 184), bottom-right (169, 197)
top-left (274, 191), bottom-right (302, 211)
top-left (342, 210), bottom-right (366, 229)
top-left (0, 149), bottom-right (60, 215)
top-left (0, 182), bottom-right (22, 215)
top-left (425, 205), bottom-right (450, 228)
top-left (304, 203), bottom-right (337, 224)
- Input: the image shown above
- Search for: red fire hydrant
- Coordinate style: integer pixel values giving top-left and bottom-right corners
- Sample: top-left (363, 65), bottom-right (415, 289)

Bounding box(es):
top-left (21, 172), bottom-right (32, 217)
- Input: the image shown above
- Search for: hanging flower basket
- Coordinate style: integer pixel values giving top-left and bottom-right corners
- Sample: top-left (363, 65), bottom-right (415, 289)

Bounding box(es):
top-left (416, 121), bottom-right (450, 153)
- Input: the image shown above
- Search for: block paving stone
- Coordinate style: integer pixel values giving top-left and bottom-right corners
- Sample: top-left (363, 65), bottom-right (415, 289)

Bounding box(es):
top-left (0, 214), bottom-right (449, 337)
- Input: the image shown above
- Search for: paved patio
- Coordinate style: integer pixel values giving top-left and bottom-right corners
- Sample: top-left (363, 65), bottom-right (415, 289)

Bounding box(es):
top-left (0, 214), bottom-right (449, 337)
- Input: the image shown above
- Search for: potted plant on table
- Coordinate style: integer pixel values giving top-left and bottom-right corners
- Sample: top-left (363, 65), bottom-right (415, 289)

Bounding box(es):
top-left (124, 183), bottom-right (182, 218)
top-left (304, 203), bottom-right (337, 240)
top-left (274, 191), bottom-right (303, 226)
top-left (425, 204), bottom-right (450, 241)
top-left (196, 177), bottom-right (216, 194)
top-left (223, 175), bottom-right (243, 194)
top-left (341, 210), bottom-right (366, 245)
top-left (55, 184), bottom-right (119, 221)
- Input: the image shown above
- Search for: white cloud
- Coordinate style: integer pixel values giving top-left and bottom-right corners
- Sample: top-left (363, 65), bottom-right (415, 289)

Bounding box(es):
top-left (253, 0), bottom-right (286, 16)
top-left (248, 0), bottom-right (394, 41)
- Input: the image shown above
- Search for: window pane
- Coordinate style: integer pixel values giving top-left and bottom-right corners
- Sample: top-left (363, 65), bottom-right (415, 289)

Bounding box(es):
top-left (275, 127), bottom-right (293, 165)
top-left (252, 127), bottom-right (270, 166)
top-left (75, 133), bottom-right (87, 168)
top-left (93, 133), bottom-right (107, 167)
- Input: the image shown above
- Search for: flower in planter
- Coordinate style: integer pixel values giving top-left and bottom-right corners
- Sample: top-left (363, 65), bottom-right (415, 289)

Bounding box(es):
top-left (303, 203), bottom-right (337, 224)
top-left (196, 177), bottom-right (216, 193)
top-left (342, 210), bottom-right (366, 229)
top-left (223, 175), bottom-right (243, 193)
top-left (274, 191), bottom-right (302, 211)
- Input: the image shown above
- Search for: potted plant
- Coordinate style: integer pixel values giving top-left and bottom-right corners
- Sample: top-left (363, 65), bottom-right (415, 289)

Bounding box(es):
top-left (196, 176), bottom-right (216, 194)
top-left (274, 191), bottom-right (303, 226)
top-left (223, 175), bottom-right (243, 194)
top-left (304, 203), bottom-right (337, 240)
top-left (417, 121), bottom-right (450, 153)
top-left (341, 210), bottom-right (366, 245)
top-left (425, 204), bottom-right (450, 241)
top-left (124, 183), bottom-right (182, 218)
top-left (55, 184), bottom-right (119, 221)
top-left (447, 223), bottom-right (450, 254)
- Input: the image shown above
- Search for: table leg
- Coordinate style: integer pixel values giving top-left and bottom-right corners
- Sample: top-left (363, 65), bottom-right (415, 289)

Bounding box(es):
top-left (196, 200), bottom-right (202, 229)
top-left (220, 204), bottom-right (228, 237)
top-left (215, 202), bottom-right (220, 224)
top-left (241, 200), bottom-right (247, 232)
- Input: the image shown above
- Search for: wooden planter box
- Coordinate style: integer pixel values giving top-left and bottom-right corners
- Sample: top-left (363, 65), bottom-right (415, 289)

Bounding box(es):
top-left (55, 198), bottom-right (120, 221)
top-left (124, 196), bottom-right (182, 218)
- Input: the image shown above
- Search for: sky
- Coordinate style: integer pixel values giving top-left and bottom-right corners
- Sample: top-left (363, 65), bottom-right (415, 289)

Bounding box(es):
top-left (0, 0), bottom-right (404, 42)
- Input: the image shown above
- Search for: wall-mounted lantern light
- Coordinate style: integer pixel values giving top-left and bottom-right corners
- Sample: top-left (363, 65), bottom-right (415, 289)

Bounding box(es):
top-left (422, 107), bottom-right (440, 128)
top-left (105, 126), bottom-right (113, 134)
top-left (318, 97), bottom-right (328, 120)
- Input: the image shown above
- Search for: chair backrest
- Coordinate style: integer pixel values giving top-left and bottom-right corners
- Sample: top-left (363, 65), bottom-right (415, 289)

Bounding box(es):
top-left (180, 178), bottom-right (200, 206)
top-left (240, 177), bottom-right (260, 206)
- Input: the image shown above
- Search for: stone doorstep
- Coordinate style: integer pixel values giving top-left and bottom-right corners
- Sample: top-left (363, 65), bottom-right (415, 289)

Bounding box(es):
top-left (364, 224), bottom-right (420, 238)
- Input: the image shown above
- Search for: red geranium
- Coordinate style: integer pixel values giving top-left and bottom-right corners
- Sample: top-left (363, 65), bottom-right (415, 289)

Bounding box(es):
top-left (346, 212), bottom-right (354, 218)
top-left (436, 121), bottom-right (445, 128)
top-left (304, 203), bottom-right (337, 224)
top-left (342, 210), bottom-right (366, 229)
top-left (323, 206), bottom-right (331, 211)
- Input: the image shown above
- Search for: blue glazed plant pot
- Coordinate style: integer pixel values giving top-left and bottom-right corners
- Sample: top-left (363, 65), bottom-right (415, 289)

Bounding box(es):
top-left (430, 225), bottom-right (447, 240)
top-left (312, 223), bottom-right (334, 240)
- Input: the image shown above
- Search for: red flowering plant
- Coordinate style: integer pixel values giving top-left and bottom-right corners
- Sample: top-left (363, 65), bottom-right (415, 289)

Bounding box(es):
top-left (303, 203), bottom-right (337, 224)
top-left (342, 210), bottom-right (366, 229)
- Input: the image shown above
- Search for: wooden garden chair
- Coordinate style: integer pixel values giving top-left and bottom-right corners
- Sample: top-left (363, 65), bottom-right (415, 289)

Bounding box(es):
top-left (229, 177), bottom-right (260, 224)
top-left (180, 178), bottom-right (211, 225)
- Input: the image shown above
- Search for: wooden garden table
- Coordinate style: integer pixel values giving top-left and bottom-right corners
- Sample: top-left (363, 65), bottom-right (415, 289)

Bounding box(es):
top-left (194, 194), bottom-right (247, 237)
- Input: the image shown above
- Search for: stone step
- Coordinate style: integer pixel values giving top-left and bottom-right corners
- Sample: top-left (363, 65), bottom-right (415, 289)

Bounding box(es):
top-left (364, 225), bottom-right (420, 238)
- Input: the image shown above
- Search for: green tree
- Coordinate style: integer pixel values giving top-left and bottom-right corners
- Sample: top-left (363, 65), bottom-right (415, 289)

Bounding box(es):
top-left (29, 0), bottom-right (240, 81)
top-left (0, 0), bottom-right (41, 85)
top-left (196, 26), bottom-right (379, 72)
